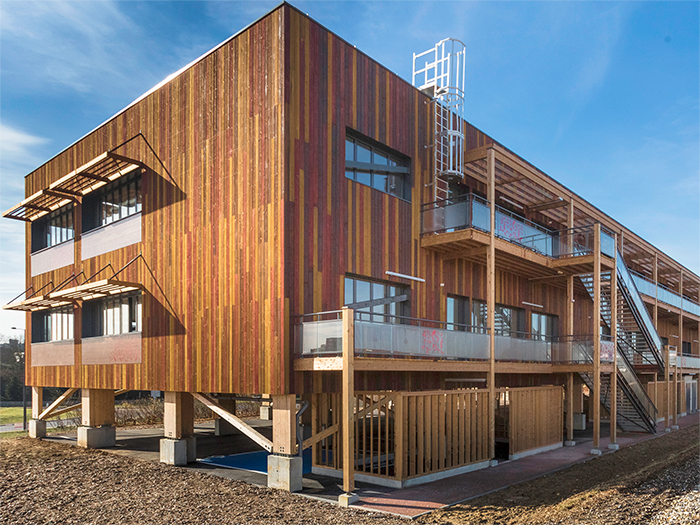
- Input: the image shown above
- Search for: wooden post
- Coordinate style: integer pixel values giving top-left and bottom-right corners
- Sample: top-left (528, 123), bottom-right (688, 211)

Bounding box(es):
top-left (592, 223), bottom-right (601, 451)
top-left (566, 373), bottom-right (574, 443)
top-left (676, 271), bottom-right (683, 427)
top-left (394, 393), bottom-right (404, 482)
top-left (653, 253), bottom-right (658, 325)
top-left (487, 147), bottom-right (496, 462)
top-left (271, 394), bottom-right (297, 455)
top-left (31, 386), bottom-right (43, 420)
top-left (164, 392), bottom-right (194, 439)
top-left (664, 345), bottom-right (671, 430)
top-left (610, 238), bottom-right (618, 445)
top-left (341, 306), bottom-right (355, 495)
top-left (81, 388), bottom-right (115, 427)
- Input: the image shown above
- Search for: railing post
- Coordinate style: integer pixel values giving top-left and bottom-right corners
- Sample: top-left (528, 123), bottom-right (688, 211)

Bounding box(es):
top-left (339, 306), bottom-right (357, 506)
top-left (487, 147), bottom-right (496, 463)
top-left (394, 393), bottom-right (404, 482)
top-left (610, 240), bottom-right (618, 449)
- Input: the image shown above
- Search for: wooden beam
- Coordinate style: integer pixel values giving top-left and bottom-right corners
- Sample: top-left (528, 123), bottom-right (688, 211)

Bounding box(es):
top-left (341, 306), bottom-right (355, 494)
top-left (440, 246), bottom-right (489, 261)
top-left (81, 388), bottom-right (115, 427)
top-left (528, 198), bottom-right (567, 213)
top-left (193, 392), bottom-right (273, 452)
top-left (164, 391), bottom-right (194, 439)
top-left (38, 388), bottom-right (79, 420)
top-left (302, 423), bottom-right (339, 450)
top-left (664, 346), bottom-right (671, 429)
top-left (566, 373), bottom-right (574, 442)
top-left (463, 145), bottom-right (490, 165)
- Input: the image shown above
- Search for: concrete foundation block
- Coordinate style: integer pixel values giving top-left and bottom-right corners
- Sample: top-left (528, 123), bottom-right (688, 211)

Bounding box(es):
top-left (267, 454), bottom-right (302, 492)
top-left (260, 405), bottom-right (272, 420)
top-left (489, 459), bottom-right (499, 467)
top-left (564, 440), bottom-right (576, 447)
top-left (572, 413), bottom-right (586, 430)
top-left (160, 437), bottom-right (196, 466)
top-left (29, 419), bottom-right (46, 439)
top-left (590, 448), bottom-right (602, 456)
top-left (608, 443), bottom-right (619, 451)
top-left (671, 425), bottom-right (679, 430)
top-left (214, 419), bottom-right (237, 436)
top-left (78, 425), bottom-right (116, 448)
top-left (664, 427), bottom-right (672, 432)
top-left (338, 493), bottom-right (359, 507)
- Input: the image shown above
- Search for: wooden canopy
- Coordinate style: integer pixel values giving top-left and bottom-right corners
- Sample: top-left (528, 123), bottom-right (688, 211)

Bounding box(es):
top-left (2, 151), bottom-right (142, 222)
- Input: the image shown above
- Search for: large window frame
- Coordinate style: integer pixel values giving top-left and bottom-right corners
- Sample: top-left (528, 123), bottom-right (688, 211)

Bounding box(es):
top-left (344, 276), bottom-right (409, 323)
top-left (446, 294), bottom-right (470, 331)
top-left (83, 292), bottom-right (142, 338)
top-left (531, 312), bottom-right (559, 341)
top-left (471, 300), bottom-right (527, 336)
top-left (82, 170), bottom-right (142, 233)
top-left (32, 306), bottom-right (74, 343)
top-left (345, 131), bottom-right (411, 201)
top-left (31, 204), bottom-right (74, 253)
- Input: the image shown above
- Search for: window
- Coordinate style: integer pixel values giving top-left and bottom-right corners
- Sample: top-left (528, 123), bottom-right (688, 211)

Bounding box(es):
top-left (82, 171), bottom-right (142, 232)
top-left (344, 276), bottom-right (408, 323)
top-left (31, 205), bottom-right (74, 252)
top-left (32, 306), bottom-right (74, 343)
top-left (471, 300), bottom-right (526, 336)
top-left (345, 132), bottom-right (410, 200)
top-left (682, 341), bottom-right (691, 355)
top-left (446, 294), bottom-right (470, 330)
top-left (83, 292), bottom-right (142, 338)
top-left (531, 312), bottom-right (559, 340)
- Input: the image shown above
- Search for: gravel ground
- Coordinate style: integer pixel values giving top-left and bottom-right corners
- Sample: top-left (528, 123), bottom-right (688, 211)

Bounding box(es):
top-left (1, 425), bottom-right (698, 524)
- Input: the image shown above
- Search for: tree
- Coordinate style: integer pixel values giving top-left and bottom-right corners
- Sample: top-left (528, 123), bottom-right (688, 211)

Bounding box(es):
top-left (0, 335), bottom-right (25, 402)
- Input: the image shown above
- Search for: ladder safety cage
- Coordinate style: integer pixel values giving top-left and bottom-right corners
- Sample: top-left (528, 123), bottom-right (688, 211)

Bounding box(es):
top-left (413, 38), bottom-right (467, 202)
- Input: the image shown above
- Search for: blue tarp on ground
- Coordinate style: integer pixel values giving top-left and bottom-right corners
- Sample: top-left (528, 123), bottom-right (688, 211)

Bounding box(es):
top-left (201, 447), bottom-right (313, 474)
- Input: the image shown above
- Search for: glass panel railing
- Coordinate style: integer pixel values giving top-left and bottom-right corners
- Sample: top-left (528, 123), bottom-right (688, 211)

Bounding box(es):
top-left (494, 206), bottom-right (552, 255)
top-left (495, 335), bottom-right (550, 362)
top-left (680, 354), bottom-right (700, 369)
top-left (421, 194), bottom-right (492, 235)
top-left (600, 227), bottom-right (616, 258)
top-left (297, 319), bottom-right (343, 355)
top-left (683, 298), bottom-right (700, 316)
top-left (617, 251), bottom-right (664, 352)
top-left (629, 270), bottom-right (700, 315)
top-left (355, 321), bottom-right (490, 360)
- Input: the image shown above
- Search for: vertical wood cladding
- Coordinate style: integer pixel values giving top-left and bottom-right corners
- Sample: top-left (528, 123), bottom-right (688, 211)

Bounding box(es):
top-left (25, 9), bottom-right (287, 394)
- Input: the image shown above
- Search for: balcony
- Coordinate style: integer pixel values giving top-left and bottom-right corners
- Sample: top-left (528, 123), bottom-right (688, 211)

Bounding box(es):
top-left (629, 270), bottom-right (700, 317)
top-left (295, 311), bottom-right (609, 365)
top-left (420, 194), bottom-right (615, 274)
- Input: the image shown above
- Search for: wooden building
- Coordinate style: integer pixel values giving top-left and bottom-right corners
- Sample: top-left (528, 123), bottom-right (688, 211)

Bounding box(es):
top-left (4, 3), bottom-right (698, 495)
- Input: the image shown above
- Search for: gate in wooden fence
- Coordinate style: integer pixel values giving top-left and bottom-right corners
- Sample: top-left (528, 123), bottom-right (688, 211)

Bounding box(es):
top-left (309, 386), bottom-right (562, 487)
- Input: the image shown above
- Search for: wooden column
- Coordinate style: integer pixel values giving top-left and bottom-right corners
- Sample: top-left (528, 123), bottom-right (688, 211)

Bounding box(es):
top-left (271, 394), bottom-right (297, 455)
top-left (566, 373), bottom-right (574, 442)
top-left (592, 223), bottom-right (601, 450)
top-left (653, 253), bottom-right (658, 325)
top-left (341, 306), bottom-right (355, 494)
top-left (487, 147), bottom-right (496, 461)
top-left (164, 392), bottom-right (194, 439)
top-left (610, 240), bottom-right (618, 445)
top-left (81, 388), bottom-right (115, 427)
top-left (664, 345), bottom-right (671, 430)
top-left (31, 386), bottom-right (43, 419)
top-left (676, 271), bottom-right (683, 427)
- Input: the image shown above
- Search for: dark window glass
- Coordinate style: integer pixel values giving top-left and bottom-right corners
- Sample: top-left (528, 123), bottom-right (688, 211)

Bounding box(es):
top-left (83, 170), bottom-right (142, 232)
top-left (344, 276), bottom-right (409, 323)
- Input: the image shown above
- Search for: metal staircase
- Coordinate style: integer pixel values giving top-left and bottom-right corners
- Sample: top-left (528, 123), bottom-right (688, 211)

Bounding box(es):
top-left (578, 251), bottom-right (664, 433)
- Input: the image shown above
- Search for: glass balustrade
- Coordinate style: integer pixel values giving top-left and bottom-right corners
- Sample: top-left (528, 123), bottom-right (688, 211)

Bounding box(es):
top-left (297, 313), bottom-right (606, 364)
top-left (422, 195), bottom-right (616, 261)
top-left (629, 270), bottom-right (700, 315)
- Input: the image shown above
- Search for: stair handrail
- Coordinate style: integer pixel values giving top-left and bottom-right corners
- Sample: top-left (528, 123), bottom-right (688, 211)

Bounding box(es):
top-left (616, 250), bottom-right (665, 371)
top-left (615, 345), bottom-right (658, 432)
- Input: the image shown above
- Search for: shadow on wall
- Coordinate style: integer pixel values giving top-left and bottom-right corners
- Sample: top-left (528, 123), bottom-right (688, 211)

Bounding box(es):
top-left (143, 292), bottom-right (186, 338)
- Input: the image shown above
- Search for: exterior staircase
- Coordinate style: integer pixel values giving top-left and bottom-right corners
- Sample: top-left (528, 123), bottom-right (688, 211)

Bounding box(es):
top-left (577, 250), bottom-right (664, 433)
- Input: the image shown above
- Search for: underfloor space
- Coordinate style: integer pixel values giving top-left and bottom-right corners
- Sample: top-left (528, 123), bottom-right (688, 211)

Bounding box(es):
top-left (41, 412), bottom-right (699, 518)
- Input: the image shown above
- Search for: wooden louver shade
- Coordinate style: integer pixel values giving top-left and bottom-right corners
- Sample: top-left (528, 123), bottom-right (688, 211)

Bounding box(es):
top-left (2, 151), bottom-right (142, 222)
top-left (3, 279), bottom-right (141, 312)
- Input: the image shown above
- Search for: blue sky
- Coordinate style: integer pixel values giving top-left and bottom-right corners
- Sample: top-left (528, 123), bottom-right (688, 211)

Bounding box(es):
top-left (1, 0), bottom-right (698, 335)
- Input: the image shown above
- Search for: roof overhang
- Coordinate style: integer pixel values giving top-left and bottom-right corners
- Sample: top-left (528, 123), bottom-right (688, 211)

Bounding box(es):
top-left (3, 151), bottom-right (142, 222)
